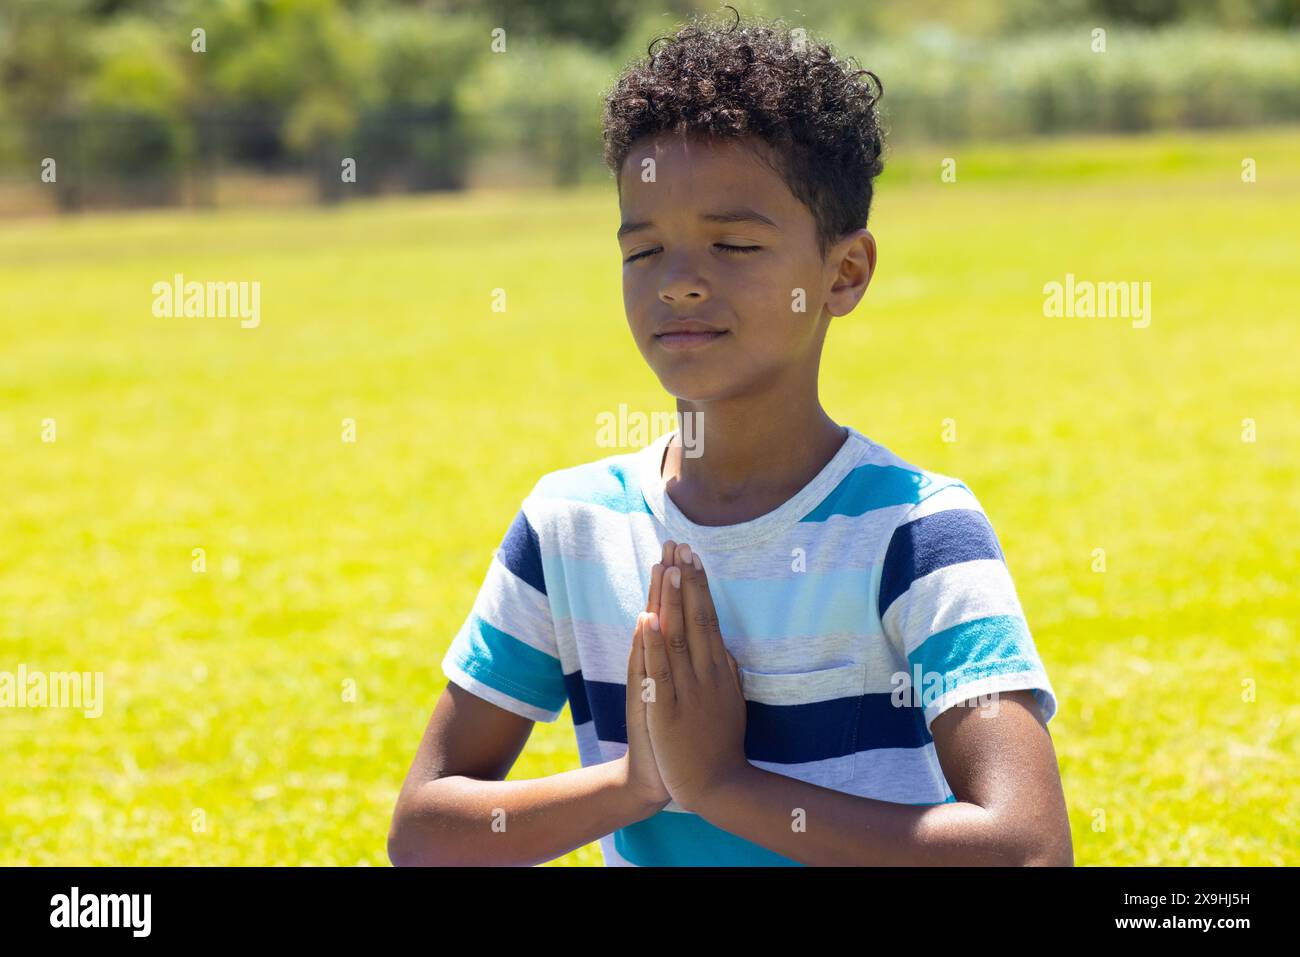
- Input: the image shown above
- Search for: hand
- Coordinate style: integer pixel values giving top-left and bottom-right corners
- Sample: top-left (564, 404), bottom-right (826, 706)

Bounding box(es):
top-left (622, 557), bottom-right (672, 813)
top-left (641, 540), bottom-right (749, 814)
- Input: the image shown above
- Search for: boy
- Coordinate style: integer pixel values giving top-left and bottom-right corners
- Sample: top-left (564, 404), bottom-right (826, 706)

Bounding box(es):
top-left (389, 10), bottom-right (1071, 866)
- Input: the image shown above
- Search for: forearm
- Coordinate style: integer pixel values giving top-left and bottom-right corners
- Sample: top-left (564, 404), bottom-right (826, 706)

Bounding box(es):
top-left (698, 765), bottom-right (1040, 866)
top-left (388, 756), bottom-right (658, 866)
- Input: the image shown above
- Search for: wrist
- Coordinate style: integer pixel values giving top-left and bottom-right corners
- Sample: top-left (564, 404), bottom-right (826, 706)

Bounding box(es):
top-left (694, 761), bottom-right (755, 820)
top-left (612, 754), bottom-right (670, 819)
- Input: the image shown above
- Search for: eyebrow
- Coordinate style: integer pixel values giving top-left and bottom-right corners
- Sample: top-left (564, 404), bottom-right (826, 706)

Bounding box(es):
top-left (617, 208), bottom-right (780, 240)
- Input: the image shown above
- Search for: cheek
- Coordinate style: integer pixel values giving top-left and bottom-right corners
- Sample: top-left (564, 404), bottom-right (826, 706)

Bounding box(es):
top-left (738, 265), bottom-right (815, 335)
top-left (623, 269), bottom-right (652, 322)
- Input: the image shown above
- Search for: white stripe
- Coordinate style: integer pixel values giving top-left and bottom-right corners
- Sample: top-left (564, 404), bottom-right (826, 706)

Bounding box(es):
top-left (781, 506), bottom-right (905, 573)
top-left (526, 497), bottom-right (660, 562)
top-left (921, 669), bottom-right (1058, 732)
top-left (600, 833), bottom-right (635, 866)
top-left (839, 743), bottom-right (954, 804)
top-left (882, 558), bottom-right (1025, 657)
top-left (905, 482), bottom-right (984, 522)
top-left (472, 557), bottom-right (559, 658)
top-left (743, 744), bottom-right (953, 804)
top-left (738, 661), bottom-right (867, 706)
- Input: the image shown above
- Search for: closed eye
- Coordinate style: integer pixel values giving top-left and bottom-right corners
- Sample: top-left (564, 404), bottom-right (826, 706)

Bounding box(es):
top-left (623, 244), bottom-right (762, 264)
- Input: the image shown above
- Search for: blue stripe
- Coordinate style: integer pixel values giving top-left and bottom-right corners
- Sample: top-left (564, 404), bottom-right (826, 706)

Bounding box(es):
top-left (541, 555), bottom-right (873, 636)
top-left (576, 677), bottom-right (933, 755)
top-left (498, 510), bottom-right (546, 596)
top-left (449, 613), bottom-right (567, 714)
top-left (616, 793), bottom-right (961, 865)
top-left (879, 509), bottom-right (1004, 618)
top-left (538, 554), bottom-right (645, 627)
top-left (532, 461), bottom-right (653, 515)
top-left (616, 811), bottom-right (802, 866)
top-left (801, 465), bottom-right (948, 522)
top-left (907, 614), bottom-right (1037, 687)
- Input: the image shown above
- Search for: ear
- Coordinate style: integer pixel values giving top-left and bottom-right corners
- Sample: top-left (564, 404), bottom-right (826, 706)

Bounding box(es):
top-left (825, 228), bottom-right (876, 319)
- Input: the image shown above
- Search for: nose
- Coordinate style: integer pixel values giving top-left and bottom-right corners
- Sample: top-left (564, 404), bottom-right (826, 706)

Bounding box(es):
top-left (658, 254), bottom-right (710, 305)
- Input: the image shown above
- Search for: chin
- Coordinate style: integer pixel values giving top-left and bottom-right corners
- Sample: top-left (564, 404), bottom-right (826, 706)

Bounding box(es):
top-left (652, 367), bottom-right (739, 404)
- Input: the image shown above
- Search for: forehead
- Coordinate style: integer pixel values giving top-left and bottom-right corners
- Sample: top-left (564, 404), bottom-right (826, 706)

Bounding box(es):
top-left (618, 132), bottom-right (796, 215)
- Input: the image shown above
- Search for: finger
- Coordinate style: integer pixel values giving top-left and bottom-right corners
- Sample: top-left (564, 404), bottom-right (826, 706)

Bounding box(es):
top-left (640, 599), bottom-right (676, 710)
top-left (628, 613), bottom-right (649, 729)
top-left (675, 542), bottom-right (727, 673)
top-left (628, 612), bottom-right (643, 681)
top-left (656, 560), bottom-right (692, 687)
top-left (646, 562), bottom-right (664, 615)
top-left (661, 539), bottom-right (676, 568)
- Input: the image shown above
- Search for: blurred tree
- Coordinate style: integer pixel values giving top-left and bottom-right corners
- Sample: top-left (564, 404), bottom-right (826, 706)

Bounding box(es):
top-left (348, 9), bottom-right (484, 192)
top-left (458, 39), bottom-right (609, 187)
top-left (197, 0), bottom-right (374, 201)
top-left (0, 0), bottom-right (97, 209)
top-left (81, 16), bottom-right (192, 206)
top-left (469, 0), bottom-right (696, 51)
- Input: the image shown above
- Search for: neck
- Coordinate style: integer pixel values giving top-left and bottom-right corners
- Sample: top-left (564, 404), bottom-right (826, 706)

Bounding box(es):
top-left (661, 372), bottom-right (847, 509)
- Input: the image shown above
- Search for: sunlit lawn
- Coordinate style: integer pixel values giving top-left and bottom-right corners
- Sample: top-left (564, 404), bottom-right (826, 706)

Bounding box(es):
top-left (1, 126), bottom-right (1296, 865)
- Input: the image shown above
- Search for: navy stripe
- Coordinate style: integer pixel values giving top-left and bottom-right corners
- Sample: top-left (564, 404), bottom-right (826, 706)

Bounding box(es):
top-left (563, 669), bottom-right (593, 726)
top-left (497, 509), bottom-right (546, 596)
top-left (576, 677), bottom-right (932, 756)
top-left (855, 691), bottom-right (934, 750)
top-left (879, 509), bottom-right (1004, 619)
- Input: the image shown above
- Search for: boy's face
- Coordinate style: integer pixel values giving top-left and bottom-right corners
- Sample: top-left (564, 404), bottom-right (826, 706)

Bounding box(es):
top-left (617, 132), bottom-right (875, 403)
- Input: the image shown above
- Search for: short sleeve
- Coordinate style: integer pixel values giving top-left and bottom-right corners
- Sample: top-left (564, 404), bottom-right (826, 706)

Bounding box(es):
top-left (877, 482), bottom-right (1057, 733)
top-left (440, 502), bottom-right (568, 723)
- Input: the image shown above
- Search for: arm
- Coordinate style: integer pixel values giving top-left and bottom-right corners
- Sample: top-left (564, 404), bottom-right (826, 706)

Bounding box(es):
top-left (694, 688), bottom-right (1073, 866)
top-left (388, 683), bottom-right (662, 867)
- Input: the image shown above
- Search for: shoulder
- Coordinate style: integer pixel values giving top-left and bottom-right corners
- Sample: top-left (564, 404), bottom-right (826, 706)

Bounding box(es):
top-left (819, 430), bottom-right (976, 523)
top-left (491, 449), bottom-right (633, 595)
top-left (862, 443), bottom-right (1006, 612)
top-left (526, 447), bottom-right (647, 510)
top-left (495, 446), bottom-right (654, 590)
top-left (515, 446), bottom-right (653, 544)
top-left (860, 436), bottom-right (975, 516)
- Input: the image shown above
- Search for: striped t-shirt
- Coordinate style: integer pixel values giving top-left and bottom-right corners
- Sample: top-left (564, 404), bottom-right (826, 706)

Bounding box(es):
top-left (441, 425), bottom-right (1058, 866)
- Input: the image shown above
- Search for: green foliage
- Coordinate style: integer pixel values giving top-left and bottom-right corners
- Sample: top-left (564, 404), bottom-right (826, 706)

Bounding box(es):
top-left (346, 8), bottom-right (487, 191)
top-left (199, 0), bottom-right (374, 153)
top-left (0, 1), bottom-right (1297, 202)
top-left (81, 16), bottom-right (192, 179)
top-left (458, 39), bottom-right (610, 187)
top-left (858, 25), bottom-right (1300, 143)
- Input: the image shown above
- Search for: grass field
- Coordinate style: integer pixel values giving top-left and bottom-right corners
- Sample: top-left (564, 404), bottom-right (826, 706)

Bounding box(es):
top-left (1, 126), bottom-right (1297, 865)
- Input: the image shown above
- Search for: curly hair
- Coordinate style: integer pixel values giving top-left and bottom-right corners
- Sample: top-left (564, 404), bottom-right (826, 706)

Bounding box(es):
top-left (601, 5), bottom-right (885, 261)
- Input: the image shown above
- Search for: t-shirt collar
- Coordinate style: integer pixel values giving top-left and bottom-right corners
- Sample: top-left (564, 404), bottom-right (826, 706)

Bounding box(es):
top-left (636, 425), bottom-right (870, 551)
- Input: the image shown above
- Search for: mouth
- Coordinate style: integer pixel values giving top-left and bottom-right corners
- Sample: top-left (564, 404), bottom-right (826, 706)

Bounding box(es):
top-left (654, 330), bottom-right (729, 351)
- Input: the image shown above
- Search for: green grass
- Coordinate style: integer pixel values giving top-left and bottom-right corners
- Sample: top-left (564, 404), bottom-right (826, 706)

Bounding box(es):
top-left (1, 126), bottom-right (1297, 865)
